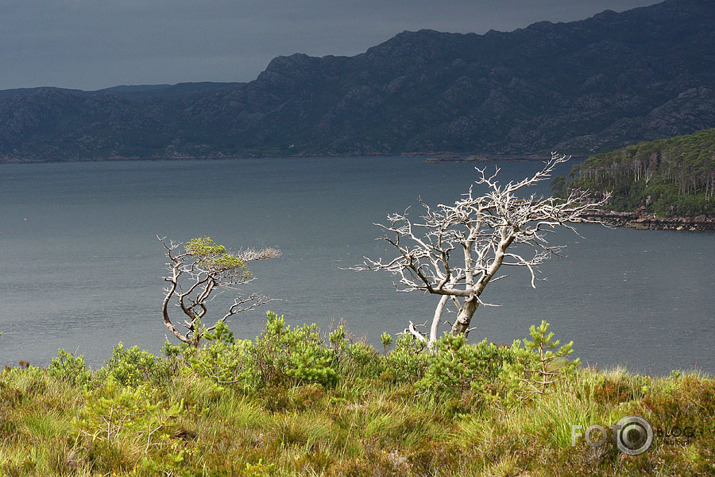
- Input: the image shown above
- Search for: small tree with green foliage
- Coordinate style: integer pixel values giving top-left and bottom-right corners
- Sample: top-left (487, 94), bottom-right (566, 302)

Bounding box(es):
top-left (159, 236), bottom-right (280, 348)
top-left (521, 320), bottom-right (579, 394)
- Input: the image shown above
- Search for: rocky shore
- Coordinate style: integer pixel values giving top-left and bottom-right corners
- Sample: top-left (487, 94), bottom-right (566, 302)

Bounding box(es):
top-left (583, 210), bottom-right (715, 232)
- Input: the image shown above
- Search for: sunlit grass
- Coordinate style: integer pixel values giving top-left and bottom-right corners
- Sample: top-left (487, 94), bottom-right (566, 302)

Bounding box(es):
top-left (1, 327), bottom-right (713, 476)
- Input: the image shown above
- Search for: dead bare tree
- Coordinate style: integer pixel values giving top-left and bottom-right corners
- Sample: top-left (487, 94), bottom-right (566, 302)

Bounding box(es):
top-left (354, 153), bottom-right (609, 345)
top-left (159, 236), bottom-right (280, 348)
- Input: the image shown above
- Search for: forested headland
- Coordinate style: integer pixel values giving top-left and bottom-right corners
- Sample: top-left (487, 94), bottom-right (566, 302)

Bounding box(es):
top-left (555, 128), bottom-right (715, 229)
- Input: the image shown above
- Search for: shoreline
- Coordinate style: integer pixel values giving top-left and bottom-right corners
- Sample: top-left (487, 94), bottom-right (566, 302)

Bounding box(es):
top-left (583, 210), bottom-right (715, 232)
top-left (0, 151), bottom-right (561, 165)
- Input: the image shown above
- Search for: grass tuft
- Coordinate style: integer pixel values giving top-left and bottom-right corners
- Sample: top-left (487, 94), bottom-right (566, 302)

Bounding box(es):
top-left (1, 317), bottom-right (712, 475)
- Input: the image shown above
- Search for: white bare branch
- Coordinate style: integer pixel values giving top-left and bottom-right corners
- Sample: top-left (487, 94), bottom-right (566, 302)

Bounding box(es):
top-left (353, 153), bottom-right (608, 344)
top-left (159, 236), bottom-right (280, 347)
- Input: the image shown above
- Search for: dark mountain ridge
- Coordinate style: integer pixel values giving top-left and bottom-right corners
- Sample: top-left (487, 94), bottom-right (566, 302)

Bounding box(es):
top-left (1, 0), bottom-right (714, 162)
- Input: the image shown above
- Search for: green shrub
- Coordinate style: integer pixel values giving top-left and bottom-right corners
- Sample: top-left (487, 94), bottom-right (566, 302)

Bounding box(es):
top-left (343, 341), bottom-right (382, 376)
top-left (169, 313), bottom-right (341, 392)
top-left (100, 343), bottom-right (171, 388)
top-left (380, 333), bottom-right (427, 384)
top-left (48, 349), bottom-right (92, 388)
top-left (328, 324), bottom-right (382, 378)
top-left (381, 332), bottom-right (394, 354)
top-left (189, 337), bottom-right (260, 392)
top-left (253, 312), bottom-right (338, 388)
top-left (328, 324), bottom-right (348, 354)
top-left (75, 381), bottom-right (184, 472)
top-left (417, 334), bottom-right (515, 397)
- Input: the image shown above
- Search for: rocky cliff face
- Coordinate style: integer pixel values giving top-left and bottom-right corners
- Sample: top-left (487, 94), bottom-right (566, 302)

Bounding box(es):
top-left (1, 0), bottom-right (714, 162)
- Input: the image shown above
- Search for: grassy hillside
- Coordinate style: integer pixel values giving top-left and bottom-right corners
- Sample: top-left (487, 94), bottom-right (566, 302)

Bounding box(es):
top-left (1, 313), bottom-right (712, 476)
top-left (560, 128), bottom-right (715, 217)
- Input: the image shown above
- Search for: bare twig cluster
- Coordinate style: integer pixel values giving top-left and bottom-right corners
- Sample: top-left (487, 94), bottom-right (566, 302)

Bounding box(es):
top-left (354, 153), bottom-right (609, 344)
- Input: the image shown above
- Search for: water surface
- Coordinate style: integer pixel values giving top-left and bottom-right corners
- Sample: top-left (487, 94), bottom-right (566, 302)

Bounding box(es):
top-left (0, 157), bottom-right (712, 374)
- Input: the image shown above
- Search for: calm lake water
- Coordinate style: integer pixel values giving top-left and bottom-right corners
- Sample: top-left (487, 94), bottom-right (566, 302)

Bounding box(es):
top-left (0, 157), bottom-right (713, 375)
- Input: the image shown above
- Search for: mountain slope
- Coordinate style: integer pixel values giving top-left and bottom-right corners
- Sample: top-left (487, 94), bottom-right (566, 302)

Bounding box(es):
top-left (1, 0), bottom-right (714, 162)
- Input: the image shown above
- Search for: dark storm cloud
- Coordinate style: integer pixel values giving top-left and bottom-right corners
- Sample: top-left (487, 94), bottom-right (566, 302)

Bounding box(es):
top-left (0, 0), bottom-right (661, 91)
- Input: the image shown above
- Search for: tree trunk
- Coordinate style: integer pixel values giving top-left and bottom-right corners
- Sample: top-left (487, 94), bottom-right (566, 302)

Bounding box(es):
top-left (450, 296), bottom-right (478, 336)
top-left (429, 294), bottom-right (450, 343)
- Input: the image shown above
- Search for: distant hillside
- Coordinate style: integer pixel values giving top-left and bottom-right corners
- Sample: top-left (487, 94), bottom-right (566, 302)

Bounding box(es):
top-left (558, 128), bottom-right (715, 217)
top-left (1, 0), bottom-right (714, 162)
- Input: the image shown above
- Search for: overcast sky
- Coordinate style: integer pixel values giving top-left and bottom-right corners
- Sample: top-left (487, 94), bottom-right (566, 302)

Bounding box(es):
top-left (0, 0), bottom-right (662, 91)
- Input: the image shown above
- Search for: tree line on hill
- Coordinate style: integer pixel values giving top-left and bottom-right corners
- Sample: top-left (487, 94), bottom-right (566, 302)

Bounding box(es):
top-left (554, 128), bottom-right (715, 217)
